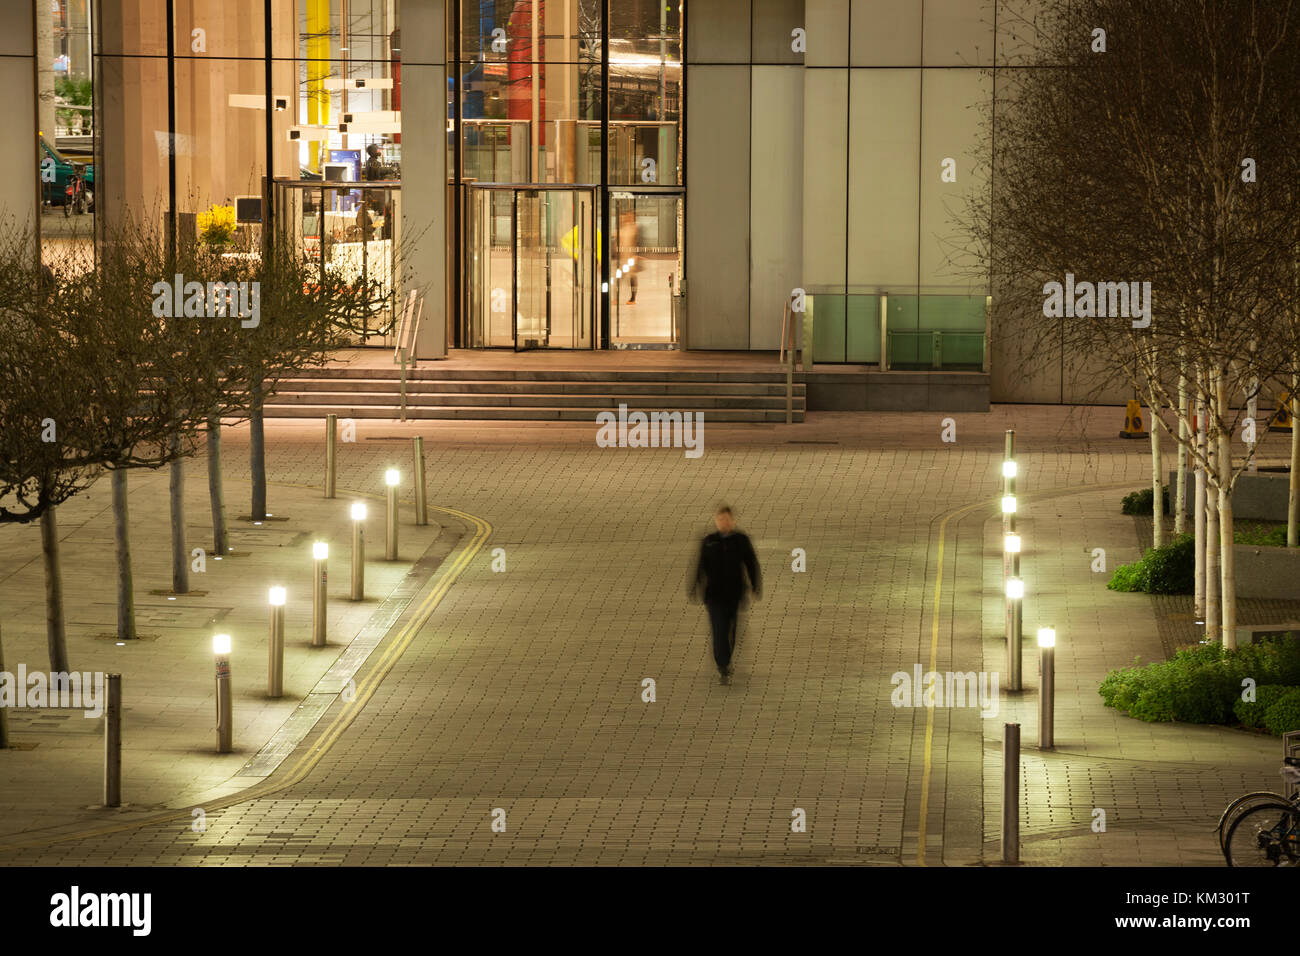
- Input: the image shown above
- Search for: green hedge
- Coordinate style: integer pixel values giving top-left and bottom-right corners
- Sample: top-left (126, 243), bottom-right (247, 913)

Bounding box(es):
top-left (1263, 688), bottom-right (1300, 736)
top-left (1121, 485), bottom-right (1171, 515)
top-left (1106, 534), bottom-right (1195, 594)
top-left (1099, 638), bottom-right (1300, 727)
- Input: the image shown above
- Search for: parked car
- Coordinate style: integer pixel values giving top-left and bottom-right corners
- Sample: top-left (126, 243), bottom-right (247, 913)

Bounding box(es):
top-left (40, 135), bottom-right (94, 210)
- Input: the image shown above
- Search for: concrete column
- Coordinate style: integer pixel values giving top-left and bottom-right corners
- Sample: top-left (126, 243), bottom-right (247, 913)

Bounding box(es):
top-left (0, 2), bottom-right (37, 231)
top-left (36, 0), bottom-right (56, 141)
top-left (401, 0), bottom-right (448, 359)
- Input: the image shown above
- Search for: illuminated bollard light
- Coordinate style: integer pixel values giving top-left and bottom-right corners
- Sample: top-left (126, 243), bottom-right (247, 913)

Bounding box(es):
top-left (268, 587), bottom-right (286, 698)
top-left (214, 633), bottom-right (233, 753)
top-left (351, 502), bottom-right (367, 600)
top-left (1006, 575), bottom-right (1024, 692)
top-left (1038, 627), bottom-right (1056, 750)
top-left (312, 542), bottom-right (328, 647)
top-left (385, 469), bottom-right (400, 560)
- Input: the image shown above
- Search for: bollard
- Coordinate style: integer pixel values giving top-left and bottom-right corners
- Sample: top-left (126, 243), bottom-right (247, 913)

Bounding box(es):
top-left (350, 502), bottom-right (366, 600)
top-left (1038, 627), bottom-right (1056, 749)
top-left (385, 469), bottom-right (399, 560)
top-left (1007, 568), bottom-right (1023, 691)
top-left (324, 414), bottom-right (337, 499)
top-left (1001, 722), bottom-right (1020, 863)
top-left (1002, 429), bottom-right (1016, 537)
top-left (214, 634), bottom-right (232, 753)
top-left (268, 587), bottom-right (285, 698)
top-left (413, 437), bottom-right (428, 526)
top-left (104, 674), bottom-right (121, 806)
top-left (0, 629), bottom-right (8, 749)
top-left (312, 542), bottom-right (328, 647)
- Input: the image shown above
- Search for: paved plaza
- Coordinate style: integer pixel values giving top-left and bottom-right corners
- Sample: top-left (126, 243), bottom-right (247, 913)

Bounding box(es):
top-left (0, 406), bottom-right (1286, 865)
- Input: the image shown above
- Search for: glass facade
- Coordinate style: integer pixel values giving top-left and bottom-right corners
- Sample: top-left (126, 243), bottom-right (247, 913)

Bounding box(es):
top-left (451, 0), bottom-right (685, 349)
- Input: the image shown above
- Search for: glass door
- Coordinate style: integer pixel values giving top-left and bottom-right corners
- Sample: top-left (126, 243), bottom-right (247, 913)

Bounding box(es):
top-left (467, 185), bottom-right (515, 348)
top-left (466, 184), bottom-right (595, 349)
top-left (610, 192), bottom-right (683, 348)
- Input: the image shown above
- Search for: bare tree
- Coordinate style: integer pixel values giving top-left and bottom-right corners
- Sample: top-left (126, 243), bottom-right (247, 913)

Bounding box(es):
top-left (959, 0), bottom-right (1300, 648)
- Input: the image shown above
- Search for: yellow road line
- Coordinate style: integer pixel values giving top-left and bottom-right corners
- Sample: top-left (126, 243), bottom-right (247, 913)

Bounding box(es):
top-left (0, 502), bottom-right (491, 853)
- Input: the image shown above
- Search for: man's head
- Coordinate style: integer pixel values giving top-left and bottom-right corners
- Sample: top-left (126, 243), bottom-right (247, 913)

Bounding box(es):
top-left (366, 144), bottom-right (382, 159)
top-left (713, 505), bottom-right (734, 534)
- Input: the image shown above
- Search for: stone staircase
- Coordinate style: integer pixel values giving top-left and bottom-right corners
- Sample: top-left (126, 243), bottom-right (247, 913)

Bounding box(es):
top-left (264, 365), bottom-right (806, 422)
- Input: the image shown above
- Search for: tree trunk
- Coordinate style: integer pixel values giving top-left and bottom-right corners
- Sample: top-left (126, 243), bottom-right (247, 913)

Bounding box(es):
top-left (1151, 409), bottom-right (1164, 547)
top-left (250, 376), bottom-right (267, 521)
top-left (169, 434), bottom-right (188, 594)
top-left (1205, 431), bottom-right (1220, 643)
top-left (208, 412), bottom-right (228, 556)
top-left (1217, 371), bottom-right (1237, 650)
top-left (1194, 399), bottom-right (1206, 617)
top-left (1175, 356), bottom-right (1187, 536)
top-left (111, 468), bottom-right (137, 641)
top-left (41, 502), bottom-right (69, 673)
top-left (1289, 377), bottom-right (1299, 548)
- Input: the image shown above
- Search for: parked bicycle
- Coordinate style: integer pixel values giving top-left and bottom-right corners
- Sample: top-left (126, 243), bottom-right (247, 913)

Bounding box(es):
top-left (63, 164), bottom-right (88, 217)
top-left (1220, 758), bottom-right (1300, 866)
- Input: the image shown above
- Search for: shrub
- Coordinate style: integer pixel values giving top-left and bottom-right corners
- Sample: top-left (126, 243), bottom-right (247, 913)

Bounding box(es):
top-left (1235, 523), bottom-right (1288, 547)
top-left (1121, 485), bottom-right (1170, 515)
top-left (1106, 534), bottom-right (1194, 594)
top-left (1263, 688), bottom-right (1300, 736)
top-left (1235, 685), bottom-right (1296, 729)
top-left (1099, 637), bottom-right (1300, 725)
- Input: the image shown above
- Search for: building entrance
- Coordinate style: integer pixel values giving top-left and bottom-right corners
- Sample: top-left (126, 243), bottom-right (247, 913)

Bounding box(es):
top-left (467, 183), bottom-right (595, 350)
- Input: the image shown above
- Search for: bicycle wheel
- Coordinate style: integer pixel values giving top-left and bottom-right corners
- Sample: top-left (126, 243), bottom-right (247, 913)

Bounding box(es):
top-left (1224, 802), bottom-right (1300, 867)
top-left (1217, 791), bottom-right (1290, 857)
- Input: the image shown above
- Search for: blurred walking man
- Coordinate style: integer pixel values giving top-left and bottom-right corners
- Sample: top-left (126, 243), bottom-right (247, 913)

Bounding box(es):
top-left (689, 506), bottom-right (761, 684)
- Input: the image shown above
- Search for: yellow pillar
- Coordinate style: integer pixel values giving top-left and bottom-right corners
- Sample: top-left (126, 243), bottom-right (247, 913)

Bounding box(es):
top-left (306, 0), bottom-right (331, 172)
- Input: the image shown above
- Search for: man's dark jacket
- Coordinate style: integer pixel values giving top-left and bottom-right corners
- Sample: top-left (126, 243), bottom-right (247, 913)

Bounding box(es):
top-left (691, 531), bottom-right (761, 605)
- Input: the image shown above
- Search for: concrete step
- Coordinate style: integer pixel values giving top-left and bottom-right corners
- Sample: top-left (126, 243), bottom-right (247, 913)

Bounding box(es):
top-left (276, 377), bottom-right (805, 397)
top-left (280, 366), bottom-right (804, 384)
top-left (265, 390), bottom-right (805, 410)
top-left (261, 403), bottom-right (804, 423)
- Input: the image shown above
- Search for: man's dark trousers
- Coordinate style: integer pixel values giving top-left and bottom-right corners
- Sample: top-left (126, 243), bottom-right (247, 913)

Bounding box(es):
top-left (707, 600), bottom-right (739, 672)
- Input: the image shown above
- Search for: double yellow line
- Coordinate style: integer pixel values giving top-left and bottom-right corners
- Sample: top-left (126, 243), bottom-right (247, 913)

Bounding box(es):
top-left (0, 503), bottom-right (491, 853)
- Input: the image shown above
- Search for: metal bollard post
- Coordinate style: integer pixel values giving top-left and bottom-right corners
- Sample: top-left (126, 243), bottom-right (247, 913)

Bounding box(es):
top-left (325, 414), bottom-right (337, 499)
top-left (268, 587), bottom-right (285, 698)
top-left (104, 674), bottom-right (121, 806)
top-left (0, 629), bottom-right (8, 749)
top-left (312, 542), bottom-right (328, 647)
top-left (351, 502), bottom-right (366, 600)
top-left (385, 469), bottom-right (399, 560)
top-left (413, 437), bottom-right (428, 526)
top-left (1008, 560), bottom-right (1023, 692)
top-left (214, 635), bottom-right (232, 753)
top-left (1038, 627), bottom-right (1056, 749)
top-left (1001, 722), bottom-right (1020, 863)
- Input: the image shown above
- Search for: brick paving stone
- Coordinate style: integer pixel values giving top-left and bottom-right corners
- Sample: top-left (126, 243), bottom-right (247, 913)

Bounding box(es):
top-left (0, 403), bottom-right (1288, 865)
